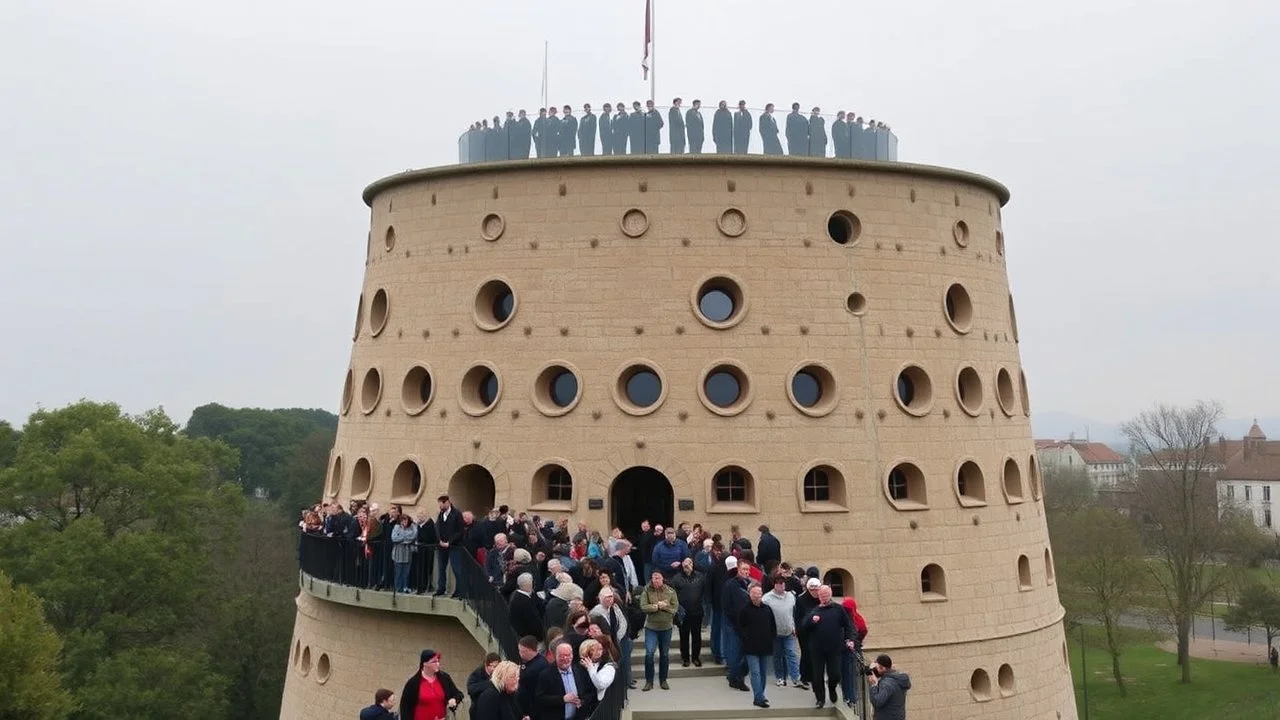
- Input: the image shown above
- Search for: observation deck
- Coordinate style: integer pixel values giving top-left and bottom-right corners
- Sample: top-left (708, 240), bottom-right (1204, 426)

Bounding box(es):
top-left (458, 102), bottom-right (898, 164)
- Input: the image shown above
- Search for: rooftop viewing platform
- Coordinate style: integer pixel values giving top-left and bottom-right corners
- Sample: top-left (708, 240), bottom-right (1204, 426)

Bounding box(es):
top-left (458, 100), bottom-right (898, 164)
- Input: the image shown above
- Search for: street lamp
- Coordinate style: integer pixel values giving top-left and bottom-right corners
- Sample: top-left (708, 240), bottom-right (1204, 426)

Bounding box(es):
top-left (1068, 620), bottom-right (1090, 720)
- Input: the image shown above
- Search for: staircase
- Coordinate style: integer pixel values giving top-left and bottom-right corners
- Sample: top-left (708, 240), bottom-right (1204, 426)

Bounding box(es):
top-left (624, 630), bottom-right (855, 720)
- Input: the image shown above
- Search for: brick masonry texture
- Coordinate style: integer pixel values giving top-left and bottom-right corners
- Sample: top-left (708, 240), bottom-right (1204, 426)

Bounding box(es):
top-left (285, 156), bottom-right (1076, 720)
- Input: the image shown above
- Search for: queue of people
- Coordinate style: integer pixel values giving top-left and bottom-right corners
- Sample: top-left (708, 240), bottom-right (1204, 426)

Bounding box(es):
top-left (319, 499), bottom-right (911, 719)
top-left (458, 99), bottom-right (897, 163)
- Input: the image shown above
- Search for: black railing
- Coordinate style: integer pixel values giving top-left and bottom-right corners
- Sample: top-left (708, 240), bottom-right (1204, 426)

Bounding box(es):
top-left (297, 532), bottom-right (519, 660)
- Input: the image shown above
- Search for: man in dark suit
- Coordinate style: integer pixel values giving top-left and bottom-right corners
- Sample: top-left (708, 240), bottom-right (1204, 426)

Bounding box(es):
top-left (560, 105), bottom-right (578, 157)
top-left (712, 100), bottom-right (733, 154)
top-left (832, 111), bottom-right (850, 159)
top-left (613, 102), bottom-right (629, 155)
top-left (644, 99), bottom-right (664, 153)
top-left (808, 107), bottom-right (827, 158)
top-left (668, 97), bottom-right (686, 153)
top-left (434, 495), bottom-right (464, 598)
top-left (532, 108), bottom-right (548, 158)
top-left (598, 103), bottom-right (613, 155)
top-left (512, 109), bottom-right (532, 159)
top-left (785, 102), bottom-right (808, 156)
top-left (756, 525), bottom-right (781, 574)
top-left (545, 107), bottom-right (562, 158)
top-left (578, 103), bottom-right (597, 156)
top-left (686, 100), bottom-right (705, 153)
top-left (536, 643), bottom-right (597, 720)
top-left (732, 100), bottom-right (752, 154)
top-left (509, 572), bottom-right (545, 642)
top-left (628, 101), bottom-right (645, 154)
top-left (517, 636), bottom-right (549, 717)
top-left (759, 104), bottom-right (782, 155)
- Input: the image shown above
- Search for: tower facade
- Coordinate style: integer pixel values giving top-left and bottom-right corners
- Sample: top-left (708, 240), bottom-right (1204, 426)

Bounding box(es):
top-left (283, 154), bottom-right (1076, 719)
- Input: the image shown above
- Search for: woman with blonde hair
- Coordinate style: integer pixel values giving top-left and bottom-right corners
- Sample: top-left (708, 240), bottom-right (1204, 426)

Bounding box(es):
top-left (578, 638), bottom-right (618, 695)
top-left (472, 660), bottom-right (520, 720)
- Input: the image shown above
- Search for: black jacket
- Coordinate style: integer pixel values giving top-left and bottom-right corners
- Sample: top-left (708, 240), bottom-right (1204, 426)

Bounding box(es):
top-left (509, 591), bottom-right (545, 641)
top-left (517, 653), bottom-right (549, 716)
top-left (578, 113), bottom-right (596, 153)
top-left (794, 590), bottom-right (820, 638)
top-left (712, 108), bottom-right (732, 147)
top-left (737, 601), bottom-right (778, 656)
top-left (534, 663), bottom-right (597, 720)
top-left (721, 576), bottom-right (749, 632)
top-left (437, 507), bottom-right (464, 546)
top-left (669, 569), bottom-right (707, 613)
top-left (473, 683), bottom-right (520, 720)
top-left (685, 108), bottom-right (705, 144)
top-left (358, 705), bottom-right (396, 720)
top-left (543, 595), bottom-right (569, 631)
top-left (800, 603), bottom-right (855, 653)
top-left (756, 532), bottom-right (781, 568)
top-left (400, 670), bottom-right (464, 720)
top-left (466, 666), bottom-right (492, 720)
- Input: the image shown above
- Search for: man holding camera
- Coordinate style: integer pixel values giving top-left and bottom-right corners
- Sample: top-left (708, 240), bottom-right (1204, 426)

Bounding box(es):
top-left (867, 654), bottom-right (911, 720)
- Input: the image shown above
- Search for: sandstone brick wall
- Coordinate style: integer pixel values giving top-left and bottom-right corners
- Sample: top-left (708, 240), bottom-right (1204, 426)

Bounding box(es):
top-left (289, 156), bottom-right (1075, 719)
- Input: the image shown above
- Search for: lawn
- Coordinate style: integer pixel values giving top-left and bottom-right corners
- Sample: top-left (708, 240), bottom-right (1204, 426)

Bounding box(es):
top-left (1070, 625), bottom-right (1280, 719)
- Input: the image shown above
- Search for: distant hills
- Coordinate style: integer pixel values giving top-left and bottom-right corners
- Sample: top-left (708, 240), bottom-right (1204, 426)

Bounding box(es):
top-left (1032, 411), bottom-right (1279, 450)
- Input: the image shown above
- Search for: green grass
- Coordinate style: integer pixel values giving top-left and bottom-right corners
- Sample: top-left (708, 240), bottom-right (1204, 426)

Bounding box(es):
top-left (1069, 625), bottom-right (1280, 719)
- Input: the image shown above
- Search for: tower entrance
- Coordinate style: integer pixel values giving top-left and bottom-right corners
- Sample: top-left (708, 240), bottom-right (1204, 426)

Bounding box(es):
top-left (610, 466), bottom-right (674, 542)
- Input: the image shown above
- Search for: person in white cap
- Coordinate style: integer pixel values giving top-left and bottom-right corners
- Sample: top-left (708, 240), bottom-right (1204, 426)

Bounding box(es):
top-left (795, 577), bottom-right (823, 688)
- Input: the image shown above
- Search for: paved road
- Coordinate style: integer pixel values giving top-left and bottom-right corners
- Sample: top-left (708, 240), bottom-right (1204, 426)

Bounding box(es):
top-left (1116, 611), bottom-right (1275, 646)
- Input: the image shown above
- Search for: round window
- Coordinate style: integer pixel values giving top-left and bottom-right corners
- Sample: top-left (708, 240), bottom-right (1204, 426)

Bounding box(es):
top-left (792, 371), bottom-right (822, 407)
top-left (479, 371), bottom-right (499, 407)
top-left (549, 370), bottom-right (579, 408)
top-left (492, 288), bottom-right (514, 323)
top-left (625, 370), bottom-right (662, 408)
top-left (704, 371), bottom-right (741, 408)
top-left (699, 288), bottom-right (735, 323)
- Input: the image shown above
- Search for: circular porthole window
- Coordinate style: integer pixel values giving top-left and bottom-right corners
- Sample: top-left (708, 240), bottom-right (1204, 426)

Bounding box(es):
top-left (944, 283), bottom-right (973, 334)
top-left (401, 365), bottom-right (435, 416)
top-left (460, 363), bottom-right (501, 416)
top-left (360, 368), bottom-right (383, 415)
top-left (300, 646), bottom-right (312, 676)
top-left (369, 289), bottom-right (390, 337)
top-left (384, 226), bottom-right (396, 252)
top-left (481, 213), bottom-right (505, 241)
top-left (352, 294), bottom-right (364, 340)
top-left (996, 230), bottom-right (1005, 256)
top-left (474, 279), bottom-right (517, 331)
top-left (955, 365), bottom-right (984, 417)
top-left (970, 669), bottom-right (992, 701)
top-left (341, 368), bottom-right (354, 415)
top-left (893, 364), bottom-right (933, 416)
top-left (846, 292), bottom-right (867, 316)
top-left (1019, 369), bottom-right (1031, 415)
top-left (692, 274), bottom-right (747, 329)
top-left (995, 366), bottom-right (1016, 416)
top-left (533, 362), bottom-right (582, 417)
top-left (787, 362), bottom-right (838, 417)
top-left (698, 361), bottom-right (751, 416)
top-left (827, 210), bottom-right (862, 245)
top-left (953, 220), bottom-right (970, 248)
top-left (613, 362), bottom-right (666, 416)
top-left (316, 653), bottom-right (331, 684)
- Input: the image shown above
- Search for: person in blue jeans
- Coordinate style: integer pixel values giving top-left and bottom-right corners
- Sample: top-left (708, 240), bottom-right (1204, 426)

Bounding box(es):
top-left (639, 570), bottom-right (679, 691)
top-left (738, 584), bottom-right (778, 708)
top-left (720, 558), bottom-right (751, 690)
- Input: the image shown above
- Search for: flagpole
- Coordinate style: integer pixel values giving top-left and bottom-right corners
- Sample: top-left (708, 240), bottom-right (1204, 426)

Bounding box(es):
top-left (541, 41), bottom-right (549, 109)
top-left (649, 1), bottom-right (656, 103)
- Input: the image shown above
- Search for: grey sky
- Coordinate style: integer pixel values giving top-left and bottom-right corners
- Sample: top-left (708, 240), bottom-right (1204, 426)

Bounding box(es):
top-left (2, 0), bottom-right (1277, 427)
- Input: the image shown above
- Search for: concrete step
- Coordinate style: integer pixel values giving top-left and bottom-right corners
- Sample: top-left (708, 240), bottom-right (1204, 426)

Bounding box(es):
top-left (627, 674), bottom-right (848, 717)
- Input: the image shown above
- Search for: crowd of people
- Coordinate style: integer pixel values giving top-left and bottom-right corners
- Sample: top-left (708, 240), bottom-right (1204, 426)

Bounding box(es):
top-left (304, 496), bottom-right (911, 719)
top-left (457, 99), bottom-right (897, 162)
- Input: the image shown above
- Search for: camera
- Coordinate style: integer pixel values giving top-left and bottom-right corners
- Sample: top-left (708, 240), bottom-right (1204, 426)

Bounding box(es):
top-left (864, 664), bottom-right (883, 677)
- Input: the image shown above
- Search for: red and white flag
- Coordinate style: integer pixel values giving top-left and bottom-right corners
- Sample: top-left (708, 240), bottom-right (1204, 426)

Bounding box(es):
top-left (642, 0), bottom-right (652, 79)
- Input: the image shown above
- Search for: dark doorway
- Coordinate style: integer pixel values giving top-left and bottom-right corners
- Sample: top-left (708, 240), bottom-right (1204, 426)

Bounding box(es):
top-left (448, 464), bottom-right (496, 516)
top-left (610, 466), bottom-right (674, 543)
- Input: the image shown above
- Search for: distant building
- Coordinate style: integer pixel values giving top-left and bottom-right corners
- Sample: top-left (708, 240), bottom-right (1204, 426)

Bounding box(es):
top-left (1035, 439), bottom-right (1130, 489)
top-left (1218, 422), bottom-right (1280, 532)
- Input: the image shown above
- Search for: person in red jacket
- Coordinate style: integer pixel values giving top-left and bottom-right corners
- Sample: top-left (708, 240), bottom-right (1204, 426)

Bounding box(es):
top-left (840, 597), bottom-right (869, 708)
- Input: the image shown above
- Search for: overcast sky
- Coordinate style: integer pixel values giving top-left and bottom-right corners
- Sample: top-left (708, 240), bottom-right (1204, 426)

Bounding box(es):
top-left (2, 0), bottom-right (1276, 427)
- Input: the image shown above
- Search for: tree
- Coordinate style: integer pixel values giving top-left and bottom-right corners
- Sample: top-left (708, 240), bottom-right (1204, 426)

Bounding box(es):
top-left (1224, 582), bottom-right (1280, 667)
top-left (0, 420), bottom-right (18, 468)
top-left (0, 570), bottom-right (75, 720)
top-left (276, 428), bottom-right (336, 517)
top-left (1043, 462), bottom-right (1094, 518)
top-left (1122, 400), bottom-right (1245, 683)
top-left (185, 404), bottom-right (337, 500)
top-left (1056, 506), bottom-right (1147, 696)
top-left (77, 648), bottom-right (228, 720)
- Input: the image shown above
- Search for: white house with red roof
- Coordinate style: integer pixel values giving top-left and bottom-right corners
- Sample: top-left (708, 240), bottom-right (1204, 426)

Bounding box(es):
top-left (1219, 421), bottom-right (1280, 532)
top-left (1035, 438), bottom-right (1131, 489)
